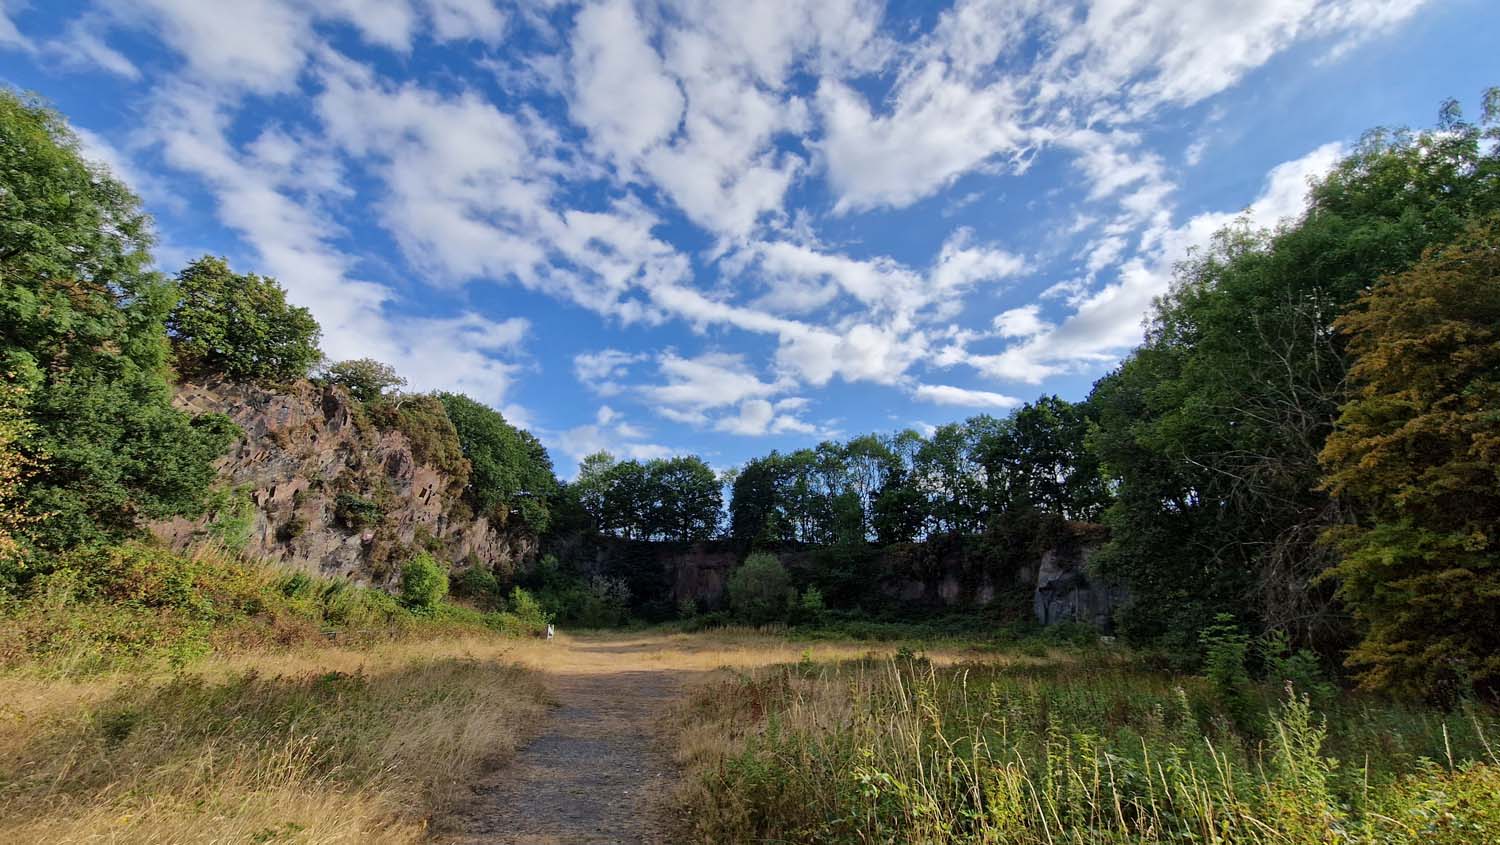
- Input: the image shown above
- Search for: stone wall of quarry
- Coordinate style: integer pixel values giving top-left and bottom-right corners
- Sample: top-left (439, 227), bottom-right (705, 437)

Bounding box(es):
top-left (585, 524), bottom-right (1128, 629)
top-left (150, 378), bottom-right (536, 588)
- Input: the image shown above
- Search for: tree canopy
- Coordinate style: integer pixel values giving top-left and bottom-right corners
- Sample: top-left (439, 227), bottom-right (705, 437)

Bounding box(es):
top-left (439, 393), bottom-right (557, 532)
top-left (0, 91), bottom-right (236, 554)
top-left (168, 256), bottom-right (323, 382)
top-left (1320, 215), bottom-right (1500, 699)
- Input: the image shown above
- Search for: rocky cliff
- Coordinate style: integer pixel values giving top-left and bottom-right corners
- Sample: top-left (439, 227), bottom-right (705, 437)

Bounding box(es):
top-left (150, 378), bottom-right (535, 587)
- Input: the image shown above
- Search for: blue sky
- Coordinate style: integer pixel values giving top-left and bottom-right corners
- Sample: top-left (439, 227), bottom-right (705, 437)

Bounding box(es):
top-left (1, 0), bottom-right (1495, 477)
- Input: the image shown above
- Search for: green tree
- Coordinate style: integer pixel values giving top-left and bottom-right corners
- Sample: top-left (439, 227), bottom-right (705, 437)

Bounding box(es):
top-left (400, 552), bottom-right (448, 612)
top-left (1320, 217), bottom-right (1500, 699)
top-left (438, 393), bottom-right (557, 531)
top-left (0, 92), bottom-right (236, 551)
top-left (167, 256), bottom-right (322, 382)
top-left (323, 358), bottom-right (405, 402)
top-left (728, 551), bottom-right (792, 625)
top-left (644, 455), bottom-right (722, 541)
top-left (1090, 92), bottom-right (1500, 650)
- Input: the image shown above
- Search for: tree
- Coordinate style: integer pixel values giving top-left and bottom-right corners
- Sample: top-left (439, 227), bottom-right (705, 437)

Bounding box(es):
top-left (1090, 93), bottom-right (1500, 650)
top-left (438, 393), bottom-right (557, 531)
top-left (645, 455), bottom-right (722, 542)
top-left (323, 358), bottom-right (405, 402)
top-left (168, 256), bottom-right (322, 382)
top-left (728, 552), bottom-right (792, 625)
top-left (1320, 217), bottom-right (1500, 699)
top-left (0, 92), bottom-right (236, 551)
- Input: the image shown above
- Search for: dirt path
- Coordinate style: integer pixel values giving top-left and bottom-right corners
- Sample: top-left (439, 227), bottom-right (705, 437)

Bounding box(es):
top-left (437, 642), bottom-right (691, 845)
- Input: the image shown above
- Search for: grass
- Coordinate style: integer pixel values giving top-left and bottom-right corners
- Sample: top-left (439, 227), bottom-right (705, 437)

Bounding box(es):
top-left (0, 540), bottom-right (560, 843)
top-left (670, 650), bottom-right (1500, 844)
top-left (0, 639), bottom-right (549, 843)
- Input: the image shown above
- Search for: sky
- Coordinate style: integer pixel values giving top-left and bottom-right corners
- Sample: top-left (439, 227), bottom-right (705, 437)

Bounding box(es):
top-left (1, 0), bottom-right (1495, 477)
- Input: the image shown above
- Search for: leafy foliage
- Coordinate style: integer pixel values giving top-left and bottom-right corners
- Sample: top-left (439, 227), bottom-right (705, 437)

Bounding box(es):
top-left (400, 552), bottom-right (449, 612)
top-left (322, 358), bottom-right (405, 403)
top-left (1089, 93), bottom-right (1500, 652)
top-left (333, 493), bottom-right (383, 531)
top-left (573, 451), bottom-right (722, 541)
top-left (1320, 215), bottom-right (1500, 699)
top-left (728, 552), bottom-right (793, 625)
top-left (0, 91), bottom-right (236, 552)
top-left (167, 255), bottom-right (322, 382)
top-left (438, 393), bottom-right (556, 532)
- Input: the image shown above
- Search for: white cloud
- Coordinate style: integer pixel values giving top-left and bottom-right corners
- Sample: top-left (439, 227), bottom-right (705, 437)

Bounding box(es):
top-left (569, 0), bottom-right (683, 162)
top-left (556, 405), bottom-right (672, 473)
top-left (961, 141), bottom-right (1346, 383)
top-left (574, 349), bottom-right (647, 396)
top-left (914, 383), bottom-right (1021, 410)
top-left (993, 305), bottom-right (1050, 339)
top-left (0, 1), bottom-right (30, 51)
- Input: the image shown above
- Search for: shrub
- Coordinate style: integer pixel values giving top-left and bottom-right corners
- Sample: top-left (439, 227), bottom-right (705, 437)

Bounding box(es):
top-left (451, 566), bottom-right (500, 607)
top-left (333, 493), bottom-right (383, 531)
top-left (321, 358), bottom-right (405, 403)
top-left (399, 553), bottom-right (448, 612)
top-left (728, 552), bottom-right (792, 626)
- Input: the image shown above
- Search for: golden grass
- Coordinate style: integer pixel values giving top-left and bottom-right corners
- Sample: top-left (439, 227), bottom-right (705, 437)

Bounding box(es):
top-left (0, 638), bottom-right (550, 844)
top-left (0, 626), bottom-right (1102, 844)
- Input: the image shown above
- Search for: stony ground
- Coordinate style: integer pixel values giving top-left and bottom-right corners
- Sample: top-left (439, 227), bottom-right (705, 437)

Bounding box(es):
top-left (435, 641), bottom-right (689, 845)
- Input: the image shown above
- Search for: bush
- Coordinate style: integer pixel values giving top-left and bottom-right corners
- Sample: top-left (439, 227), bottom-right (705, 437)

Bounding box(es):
top-left (728, 552), bottom-right (792, 626)
top-left (333, 493), bottom-right (383, 531)
top-left (451, 566), bottom-right (500, 607)
top-left (167, 256), bottom-right (322, 382)
top-left (399, 553), bottom-right (448, 612)
top-left (321, 358), bottom-right (406, 403)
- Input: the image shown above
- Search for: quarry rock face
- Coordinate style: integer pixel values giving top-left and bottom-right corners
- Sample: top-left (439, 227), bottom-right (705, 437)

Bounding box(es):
top-left (150, 378), bottom-right (535, 587)
top-left (657, 527), bottom-right (1122, 629)
top-left (1032, 546), bottom-right (1128, 631)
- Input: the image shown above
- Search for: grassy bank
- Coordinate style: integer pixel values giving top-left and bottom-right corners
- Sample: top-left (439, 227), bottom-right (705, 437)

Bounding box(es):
top-left (0, 542), bottom-right (555, 843)
top-left (672, 650), bottom-right (1500, 844)
top-left (0, 640), bottom-right (548, 843)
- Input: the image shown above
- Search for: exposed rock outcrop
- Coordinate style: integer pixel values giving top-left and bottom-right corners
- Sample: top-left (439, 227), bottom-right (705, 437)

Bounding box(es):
top-left (151, 378), bottom-right (535, 587)
top-left (1032, 545), bottom-right (1128, 631)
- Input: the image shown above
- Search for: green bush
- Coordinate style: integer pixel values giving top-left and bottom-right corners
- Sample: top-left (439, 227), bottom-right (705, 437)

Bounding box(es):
top-left (321, 358), bottom-right (404, 403)
top-left (451, 566), bottom-right (500, 607)
top-left (399, 553), bottom-right (448, 612)
top-left (333, 493), bottom-right (383, 531)
top-left (728, 552), bottom-right (792, 626)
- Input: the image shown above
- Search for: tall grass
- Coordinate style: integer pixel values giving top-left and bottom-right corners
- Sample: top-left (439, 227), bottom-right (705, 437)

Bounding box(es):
top-left (674, 654), bottom-right (1500, 844)
top-left (0, 540), bottom-right (546, 674)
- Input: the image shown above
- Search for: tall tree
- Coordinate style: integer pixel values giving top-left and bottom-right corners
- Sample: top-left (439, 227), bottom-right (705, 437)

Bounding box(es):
top-left (168, 256), bottom-right (322, 382)
top-left (1090, 94), bottom-right (1500, 649)
top-left (438, 393), bottom-right (556, 532)
top-left (0, 92), bottom-right (235, 552)
top-left (1320, 216), bottom-right (1500, 699)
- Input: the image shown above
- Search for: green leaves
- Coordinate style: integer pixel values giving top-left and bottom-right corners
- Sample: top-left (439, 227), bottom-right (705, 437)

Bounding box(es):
top-left (438, 392), bottom-right (556, 532)
top-left (0, 92), bottom-right (235, 553)
top-left (167, 256), bottom-right (322, 383)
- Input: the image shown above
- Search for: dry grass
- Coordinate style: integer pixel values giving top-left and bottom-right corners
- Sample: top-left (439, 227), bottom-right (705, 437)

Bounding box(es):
top-left (0, 627), bottom-right (1110, 844)
top-left (0, 638), bottom-right (549, 844)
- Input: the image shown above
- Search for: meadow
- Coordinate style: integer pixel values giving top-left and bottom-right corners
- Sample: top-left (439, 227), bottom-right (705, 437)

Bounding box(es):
top-left (670, 647), bottom-right (1500, 845)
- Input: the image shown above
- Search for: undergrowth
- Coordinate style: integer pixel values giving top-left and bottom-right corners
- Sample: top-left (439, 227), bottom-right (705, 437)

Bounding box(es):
top-left (0, 540), bottom-right (550, 674)
top-left (674, 653), bottom-right (1500, 844)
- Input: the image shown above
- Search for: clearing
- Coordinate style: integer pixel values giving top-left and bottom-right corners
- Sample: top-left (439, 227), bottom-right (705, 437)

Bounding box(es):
top-left (436, 632), bottom-right (952, 844)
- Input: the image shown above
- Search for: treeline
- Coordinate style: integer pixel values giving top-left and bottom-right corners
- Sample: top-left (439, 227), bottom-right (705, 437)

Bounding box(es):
top-left (554, 91), bottom-right (1500, 701)
top-left (0, 90), bottom-right (554, 587)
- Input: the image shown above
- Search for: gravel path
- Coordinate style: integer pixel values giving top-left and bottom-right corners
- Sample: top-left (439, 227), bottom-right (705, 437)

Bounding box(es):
top-left (437, 662), bottom-right (685, 845)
